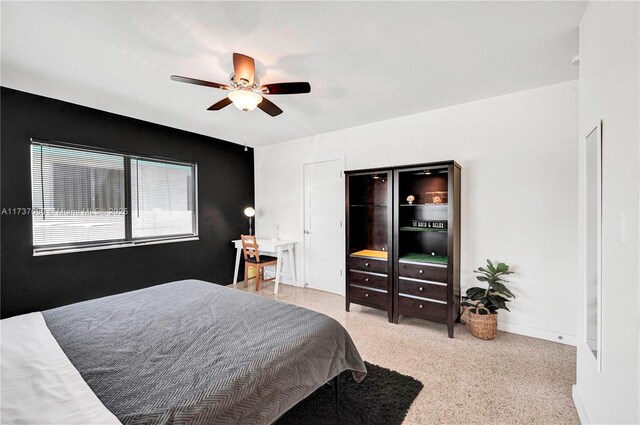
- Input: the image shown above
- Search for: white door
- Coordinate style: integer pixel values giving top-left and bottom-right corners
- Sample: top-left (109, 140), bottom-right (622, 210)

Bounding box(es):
top-left (303, 159), bottom-right (344, 294)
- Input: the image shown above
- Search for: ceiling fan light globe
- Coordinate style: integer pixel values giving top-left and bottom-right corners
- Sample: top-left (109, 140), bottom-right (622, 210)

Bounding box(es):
top-left (228, 90), bottom-right (263, 112)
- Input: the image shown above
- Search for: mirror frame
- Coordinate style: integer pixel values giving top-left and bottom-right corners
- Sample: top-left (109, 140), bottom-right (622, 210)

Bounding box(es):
top-left (584, 121), bottom-right (603, 372)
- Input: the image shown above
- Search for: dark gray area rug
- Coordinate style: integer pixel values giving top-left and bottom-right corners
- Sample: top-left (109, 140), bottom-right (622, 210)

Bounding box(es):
top-left (276, 362), bottom-right (423, 425)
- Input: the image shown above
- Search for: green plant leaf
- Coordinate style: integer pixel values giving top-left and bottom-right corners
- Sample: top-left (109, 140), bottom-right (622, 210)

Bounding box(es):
top-left (466, 287), bottom-right (486, 300)
top-left (488, 291), bottom-right (510, 299)
top-left (486, 260), bottom-right (496, 273)
top-left (489, 281), bottom-right (515, 298)
top-left (496, 263), bottom-right (509, 273)
top-left (474, 269), bottom-right (490, 278)
top-left (487, 295), bottom-right (508, 310)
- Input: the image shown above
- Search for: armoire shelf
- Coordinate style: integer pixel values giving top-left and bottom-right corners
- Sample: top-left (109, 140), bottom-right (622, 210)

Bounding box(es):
top-left (350, 249), bottom-right (389, 260)
top-left (399, 253), bottom-right (449, 265)
top-left (345, 161), bottom-right (461, 338)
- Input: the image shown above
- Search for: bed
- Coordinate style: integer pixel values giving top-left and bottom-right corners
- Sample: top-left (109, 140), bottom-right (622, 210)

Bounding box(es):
top-left (1, 279), bottom-right (367, 424)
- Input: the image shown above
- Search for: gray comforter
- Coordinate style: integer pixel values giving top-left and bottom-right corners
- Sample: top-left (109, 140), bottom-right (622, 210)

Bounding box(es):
top-left (42, 280), bottom-right (366, 425)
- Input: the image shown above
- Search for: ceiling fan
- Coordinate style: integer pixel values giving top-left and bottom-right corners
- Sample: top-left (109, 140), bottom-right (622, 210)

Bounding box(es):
top-left (171, 53), bottom-right (311, 117)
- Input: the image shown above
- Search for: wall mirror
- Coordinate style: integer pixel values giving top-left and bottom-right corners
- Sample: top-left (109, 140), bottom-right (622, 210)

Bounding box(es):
top-left (584, 121), bottom-right (602, 371)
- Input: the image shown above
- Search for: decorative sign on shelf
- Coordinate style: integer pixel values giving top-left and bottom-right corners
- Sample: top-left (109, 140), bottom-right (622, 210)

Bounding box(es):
top-left (425, 191), bottom-right (448, 204)
top-left (411, 219), bottom-right (448, 229)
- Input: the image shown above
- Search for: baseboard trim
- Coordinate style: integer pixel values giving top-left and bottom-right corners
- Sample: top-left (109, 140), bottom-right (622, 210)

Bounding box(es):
top-left (572, 385), bottom-right (588, 424)
top-left (497, 321), bottom-right (576, 346)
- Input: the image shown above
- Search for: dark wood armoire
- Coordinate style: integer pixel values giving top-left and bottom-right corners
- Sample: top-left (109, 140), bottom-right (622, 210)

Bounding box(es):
top-left (345, 161), bottom-right (461, 337)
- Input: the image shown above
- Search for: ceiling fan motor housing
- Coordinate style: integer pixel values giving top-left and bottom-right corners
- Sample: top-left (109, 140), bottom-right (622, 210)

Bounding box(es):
top-left (230, 73), bottom-right (259, 91)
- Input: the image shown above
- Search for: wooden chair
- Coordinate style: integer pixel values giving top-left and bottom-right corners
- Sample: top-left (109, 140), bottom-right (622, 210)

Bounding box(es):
top-left (240, 235), bottom-right (278, 291)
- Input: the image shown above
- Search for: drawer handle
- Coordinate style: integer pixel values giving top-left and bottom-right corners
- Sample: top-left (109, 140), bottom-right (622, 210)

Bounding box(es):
top-left (365, 293), bottom-right (369, 298)
top-left (365, 262), bottom-right (370, 267)
top-left (419, 304), bottom-right (423, 309)
top-left (419, 270), bottom-right (423, 274)
top-left (365, 278), bottom-right (369, 282)
top-left (419, 286), bottom-right (424, 291)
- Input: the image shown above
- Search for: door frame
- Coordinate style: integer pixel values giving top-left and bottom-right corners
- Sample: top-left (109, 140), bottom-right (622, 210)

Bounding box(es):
top-left (302, 158), bottom-right (346, 294)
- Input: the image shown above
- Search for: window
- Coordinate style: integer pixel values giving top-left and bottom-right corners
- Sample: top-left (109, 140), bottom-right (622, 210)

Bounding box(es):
top-left (31, 140), bottom-right (197, 255)
top-left (131, 159), bottom-right (195, 239)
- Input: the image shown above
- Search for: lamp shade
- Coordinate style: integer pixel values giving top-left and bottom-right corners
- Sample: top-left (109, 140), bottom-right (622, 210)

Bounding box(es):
top-left (244, 207), bottom-right (255, 218)
top-left (228, 90), bottom-right (263, 111)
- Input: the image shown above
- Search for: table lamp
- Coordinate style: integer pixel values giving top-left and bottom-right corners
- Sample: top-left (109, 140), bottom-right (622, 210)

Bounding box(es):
top-left (244, 207), bottom-right (255, 235)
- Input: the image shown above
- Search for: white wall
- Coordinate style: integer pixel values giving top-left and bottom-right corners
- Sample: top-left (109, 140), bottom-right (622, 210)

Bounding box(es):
top-left (255, 80), bottom-right (579, 344)
top-left (573, 2), bottom-right (640, 424)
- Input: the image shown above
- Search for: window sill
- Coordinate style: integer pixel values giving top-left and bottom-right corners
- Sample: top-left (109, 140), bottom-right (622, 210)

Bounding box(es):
top-left (33, 236), bottom-right (199, 257)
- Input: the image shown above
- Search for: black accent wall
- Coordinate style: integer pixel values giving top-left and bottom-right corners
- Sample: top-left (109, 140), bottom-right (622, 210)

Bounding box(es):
top-left (1, 87), bottom-right (255, 318)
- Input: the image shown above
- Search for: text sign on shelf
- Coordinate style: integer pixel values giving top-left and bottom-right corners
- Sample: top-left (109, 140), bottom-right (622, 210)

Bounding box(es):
top-left (411, 219), bottom-right (448, 229)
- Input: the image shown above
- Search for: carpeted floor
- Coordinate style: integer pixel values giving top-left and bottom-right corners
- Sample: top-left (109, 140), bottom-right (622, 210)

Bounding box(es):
top-left (234, 283), bottom-right (580, 425)
top-left (277, 362), bottom-right (423, 425)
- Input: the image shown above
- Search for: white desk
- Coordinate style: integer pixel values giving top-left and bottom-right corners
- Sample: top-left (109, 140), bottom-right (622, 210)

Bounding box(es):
top-left (232, 239), bottom-right (297, 294)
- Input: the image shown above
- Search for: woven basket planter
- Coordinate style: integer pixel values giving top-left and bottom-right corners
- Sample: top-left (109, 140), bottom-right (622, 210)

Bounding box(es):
top-left (468, 311), bottom-right (498, 340)
top-left (460, 306), bottom-right (471, 325)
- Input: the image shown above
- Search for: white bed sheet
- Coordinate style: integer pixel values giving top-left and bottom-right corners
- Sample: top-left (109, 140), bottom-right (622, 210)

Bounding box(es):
top-left (1, 312), bottom-right (121, 425)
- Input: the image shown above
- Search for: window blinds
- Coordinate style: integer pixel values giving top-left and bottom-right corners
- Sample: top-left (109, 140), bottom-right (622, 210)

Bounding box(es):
top-left (131, 159), bottom-right (195, 239)
top-left (31, 143), bottom-right (126, 247)
top-left (31, 141), bottom-right (197, 253)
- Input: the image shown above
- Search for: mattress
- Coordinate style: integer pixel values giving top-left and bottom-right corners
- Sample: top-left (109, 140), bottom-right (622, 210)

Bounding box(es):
top-left (39, 279), bottom-right (367, 424)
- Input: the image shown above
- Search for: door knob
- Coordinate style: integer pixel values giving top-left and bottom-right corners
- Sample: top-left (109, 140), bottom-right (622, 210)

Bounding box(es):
top-left (304, 230), bottom-right (311, 234)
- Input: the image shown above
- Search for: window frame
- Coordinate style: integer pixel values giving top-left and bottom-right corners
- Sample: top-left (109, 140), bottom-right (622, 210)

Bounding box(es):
top-left (30, 138), bottom-right (199, 256)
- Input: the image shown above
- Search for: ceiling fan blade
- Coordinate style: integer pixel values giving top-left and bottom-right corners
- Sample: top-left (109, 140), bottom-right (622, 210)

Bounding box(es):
top-left (170, 75), bottom-right (231, 90)
top-left (207, 97), bottom-right (232, 111)
top-left (259, 82), bottom-right (311, 95)
top-left (233, 53), bottom-right (255, 85)
top-left (257, 97), bottom-right (283, 117)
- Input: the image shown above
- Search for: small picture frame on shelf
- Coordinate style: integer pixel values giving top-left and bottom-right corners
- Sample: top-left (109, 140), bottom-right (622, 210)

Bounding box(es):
top-left (425, 191), bottom-right (448, 204)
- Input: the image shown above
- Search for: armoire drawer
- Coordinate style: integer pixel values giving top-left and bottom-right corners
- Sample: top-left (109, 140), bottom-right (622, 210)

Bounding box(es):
top-left (397, 296), bottom-right (447, 321)
top-left (350, 257), bottom-right (388, 274)
top-left (349, 271), bottom-right (387, 290)
top-left (398, 261), bottom-right (448, 283)
top-left (398, 279), bottom-right (447, 301)
top-left (349, 285), bottom-right (387, 310)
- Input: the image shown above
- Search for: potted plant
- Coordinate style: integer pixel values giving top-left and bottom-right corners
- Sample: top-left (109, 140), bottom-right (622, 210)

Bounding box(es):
top-left (462, 260), bottom-right (515, 340)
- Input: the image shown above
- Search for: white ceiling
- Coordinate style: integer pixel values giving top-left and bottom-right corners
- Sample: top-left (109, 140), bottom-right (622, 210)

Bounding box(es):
top-left (1, 1), bottom-right (586, 148)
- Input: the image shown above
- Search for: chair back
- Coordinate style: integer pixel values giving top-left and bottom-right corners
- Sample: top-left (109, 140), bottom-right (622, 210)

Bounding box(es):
top-left (240, 235), bottom-right (261, 262)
